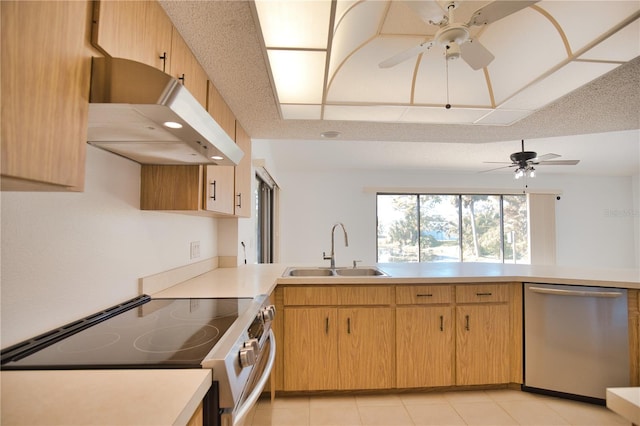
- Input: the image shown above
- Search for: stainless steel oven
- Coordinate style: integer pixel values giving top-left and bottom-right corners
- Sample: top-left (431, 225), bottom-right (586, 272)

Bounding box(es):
top-left (1, 294), bottom-right (276, 426)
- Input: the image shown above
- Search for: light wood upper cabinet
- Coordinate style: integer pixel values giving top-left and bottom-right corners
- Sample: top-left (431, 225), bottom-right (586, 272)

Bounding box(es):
top-left (169, 28), bottom-right (208, 108)
top-left (233, 122), bottom-right (252, 218)
top-left (203, 165), bottom-right (235, 215)
top-left (1, 0), bottom-right (91, 191)
top-left (140, 165), bottom-right (202, 211)
top-left (207, 82), bottom-right (236, 140)
top-left (92, 0), bottom-right (172, 72)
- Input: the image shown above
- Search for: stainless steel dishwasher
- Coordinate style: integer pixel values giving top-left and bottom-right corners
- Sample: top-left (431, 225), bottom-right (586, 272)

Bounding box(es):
top-left (523, 283), bottom-right (630, 403)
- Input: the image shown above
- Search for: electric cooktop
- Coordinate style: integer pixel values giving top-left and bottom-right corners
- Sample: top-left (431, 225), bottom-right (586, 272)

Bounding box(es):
top-left (2, 296), bottom-right (254, 370)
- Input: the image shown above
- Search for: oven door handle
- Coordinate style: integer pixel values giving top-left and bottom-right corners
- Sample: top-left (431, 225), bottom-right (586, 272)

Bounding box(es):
top-left (234, 329), bottom-right (276, 426)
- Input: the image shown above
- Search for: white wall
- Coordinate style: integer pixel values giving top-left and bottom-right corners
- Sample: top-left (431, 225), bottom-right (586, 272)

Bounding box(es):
top-left (253, 141), bottom-right (638, 269)
top-left (1, 146), bottom-right (220, 347)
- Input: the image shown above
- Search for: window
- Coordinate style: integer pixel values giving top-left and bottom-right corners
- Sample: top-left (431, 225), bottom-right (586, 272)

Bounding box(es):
top-left (377, 193), bottom-right (530, 264)
top-left (255, 169), bottom-right (278, 263)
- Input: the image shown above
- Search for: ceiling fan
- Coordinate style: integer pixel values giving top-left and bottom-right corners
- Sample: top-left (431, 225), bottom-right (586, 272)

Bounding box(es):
top-left (483, 140), bottom-right (581, 178)
top-left (379, 0), bottom-right (539, 70)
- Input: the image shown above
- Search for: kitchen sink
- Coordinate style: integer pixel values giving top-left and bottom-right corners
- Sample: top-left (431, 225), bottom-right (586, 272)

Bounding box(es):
top-left (285, 268), bottom-right (335, 277)
top-left (334, 268), bottom-right (387, 276)
top-left (282, 267), bottom-right (388, 277)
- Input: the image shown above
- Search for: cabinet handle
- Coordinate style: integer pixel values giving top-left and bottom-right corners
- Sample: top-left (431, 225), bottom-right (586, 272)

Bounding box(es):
top-left (178, 73), bottom-right (185, 84)
top-left (476, 292), bottom-right (492, 296)
top-left (417, 294), bottom-right (433, 297)
top-left (159, 52), bottom-right (167, 72)
top-left (236, 193), bottom-right (242, 208)
top-left (439, 315), bottom-right (444, 331)
top-left (210, 180), bottom-right (217, 201)
top-left (465, 315), bottom-right (470, 331)
top-left (325, 317), bottom-right (329, 335)
top-left (347, 318), bottom-right (351, 334)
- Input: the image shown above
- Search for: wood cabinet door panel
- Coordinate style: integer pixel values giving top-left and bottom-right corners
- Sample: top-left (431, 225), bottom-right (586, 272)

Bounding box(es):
top-left (396, 285), bottom-right (453, 305)
top-left (456, 284), bottom-right (510, 304)
top-left (234, 122), bottom-right (252, 218)
top-left (1, 0), bottom-right (89, 190)
top-left (338, 307), bottom-right (394, 389)
top-left (169, 28), bottom-right (207, 108)
top-left (337, 286), bottom-right (393, 305)
top-left (92, 1), bottom-right (171, 71)
top-left (283, 308), bottom-right (338, 391)
top-left (456, 304), bottom-right (510, 385)
top-left (396, 306), bottom-right (454, 387)
top-left (203, 166), bottom-right (235, 215)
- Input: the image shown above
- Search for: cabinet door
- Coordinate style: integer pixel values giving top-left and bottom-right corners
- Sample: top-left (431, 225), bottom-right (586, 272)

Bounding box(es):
top-left (203, 166), bottom-right (235, 215)
top-left (140, 165), bottom-right (202, 211)
top-left (283, 308), bottom-right (338, 391)
top-left (338, 307), bottom-right (394, 390)
top-left (92, 0), bottom-right (172, 72)
top-left (169, 27), bottom-right (208, 108)
top-left (234, 122), bottom-right (252, 218)
top-left (1, 0), bottom-right (89, 191)
top-left (207, 81), bottom-right (236, 140)
top-left (396, 306), bottom-right (454, 388)
top-left (456, 304), bottom-right (510, 385)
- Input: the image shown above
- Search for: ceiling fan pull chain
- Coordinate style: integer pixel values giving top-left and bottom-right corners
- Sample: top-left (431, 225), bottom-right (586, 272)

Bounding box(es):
top-left (445, 50), bottom-right (451, 109)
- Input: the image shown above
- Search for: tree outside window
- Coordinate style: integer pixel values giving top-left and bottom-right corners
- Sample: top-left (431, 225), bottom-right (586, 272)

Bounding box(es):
top-left (377, 193), bottom-right (529, 264)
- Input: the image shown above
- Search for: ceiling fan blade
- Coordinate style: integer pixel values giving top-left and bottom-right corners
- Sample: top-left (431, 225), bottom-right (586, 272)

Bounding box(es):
top-left (403, 0), bottom-right (446, 25)
top-left (537, 160), bottom-right (581, 165)
top-left (532, 153), bottom-right (561, 162)
top-left (468, 1), bottom-right (539, 26)
top-left (379, 40), bottom-right (434, 68)
top-left (460, 38), bottom-right (495, 70)
top-left (479, 164), bottom-right (517, 173)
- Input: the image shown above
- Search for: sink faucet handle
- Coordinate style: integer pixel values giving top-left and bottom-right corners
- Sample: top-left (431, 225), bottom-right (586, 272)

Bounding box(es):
top-left (352, 260), bottom-right (362, 268)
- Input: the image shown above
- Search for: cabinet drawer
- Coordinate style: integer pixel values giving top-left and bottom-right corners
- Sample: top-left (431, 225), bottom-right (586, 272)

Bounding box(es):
top-left (283, 286), bottom-right (392, 306)
top-left (456, 284), bottom-right (509, 304)
top-left (396, 285), bottom-right (452, 305)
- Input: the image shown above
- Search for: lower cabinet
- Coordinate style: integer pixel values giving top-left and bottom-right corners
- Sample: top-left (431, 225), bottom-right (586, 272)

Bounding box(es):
top-left (282, 287), bottom-right (394, 391)
top-left (456, 304), bottom-right (510, 385)
top-left (277, 283), bottom-right (522, 392)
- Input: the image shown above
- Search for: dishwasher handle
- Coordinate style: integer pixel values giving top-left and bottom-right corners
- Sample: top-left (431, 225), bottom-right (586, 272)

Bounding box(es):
top-left (528, 286), bottom-right (624, 298)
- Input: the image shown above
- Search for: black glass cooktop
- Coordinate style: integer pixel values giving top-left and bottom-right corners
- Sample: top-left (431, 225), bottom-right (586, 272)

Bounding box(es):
top-left (2, 297), bottom-right (253, 370)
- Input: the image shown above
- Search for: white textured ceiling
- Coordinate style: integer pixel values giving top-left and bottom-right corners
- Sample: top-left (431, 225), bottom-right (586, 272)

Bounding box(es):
top-left (159, 1), bottom-right (640, 175)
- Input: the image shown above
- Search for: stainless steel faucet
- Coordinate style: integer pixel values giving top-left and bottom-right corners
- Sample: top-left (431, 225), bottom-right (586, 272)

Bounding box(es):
top-left (323, 222), bottom-right (349, 269)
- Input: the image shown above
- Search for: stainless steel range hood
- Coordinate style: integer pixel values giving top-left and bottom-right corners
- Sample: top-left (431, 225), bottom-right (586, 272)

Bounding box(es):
top-left (87, 57), bottom-right (244, 166)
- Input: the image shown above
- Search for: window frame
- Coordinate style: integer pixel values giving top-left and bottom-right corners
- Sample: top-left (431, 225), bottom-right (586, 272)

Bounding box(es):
top-left (376, 192), bottom-right (530, 264)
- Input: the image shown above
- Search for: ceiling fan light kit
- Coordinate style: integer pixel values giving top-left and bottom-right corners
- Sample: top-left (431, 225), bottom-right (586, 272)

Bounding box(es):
top-left (483, 139), bottom-right (580, 178)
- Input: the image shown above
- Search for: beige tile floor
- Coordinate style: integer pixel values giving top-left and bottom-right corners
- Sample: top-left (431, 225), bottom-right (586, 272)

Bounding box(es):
top-left (245, 389), bottom-right (630, 426)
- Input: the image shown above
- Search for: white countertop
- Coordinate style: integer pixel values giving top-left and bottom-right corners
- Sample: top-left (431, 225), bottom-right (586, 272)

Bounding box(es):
top-left (606, 387), bottom-right (640, 425)
top-left (4, 261), bottom-right (637, 426)
top-left (1, 369), bottom-right (211, 426)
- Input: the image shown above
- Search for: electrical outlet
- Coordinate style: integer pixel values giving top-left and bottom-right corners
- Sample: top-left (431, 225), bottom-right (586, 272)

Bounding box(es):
top-left (190, 241), bottom-right (200, 259)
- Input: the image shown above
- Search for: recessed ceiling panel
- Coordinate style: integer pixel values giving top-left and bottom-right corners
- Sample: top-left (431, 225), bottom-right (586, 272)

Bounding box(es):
top-left (476, 109), bottom-right (533, 126)
top-left (414, 51), bottom-right (493, 106)
top-left (267, 50), bottom-right (326, 104)
top-left (324, 105), bottom-right (407, 122)
top-left (330, 0), bottom-right (388, 78)
top-left (483, 7), bottom-right (567, 105)
top-left (400, 106), bottom-right (490, 124)
top-left (579, 19), bottom-right (640, 61)
top-left (327, 38), bottom-right (416, 103)
top-left (281, 104), bottom-right (322, 120)
top-left (500, 61), bottom-right (619, 110)
top-left (536, 1), bottom-right (640, 55)
top-left (380, 0), bottom-right (436, 36)
top-left (255, 0), bottom-right (331, 48)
